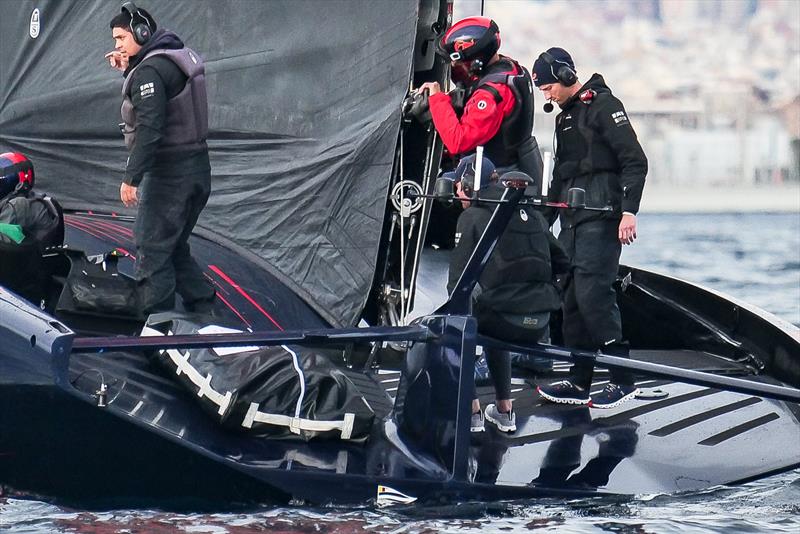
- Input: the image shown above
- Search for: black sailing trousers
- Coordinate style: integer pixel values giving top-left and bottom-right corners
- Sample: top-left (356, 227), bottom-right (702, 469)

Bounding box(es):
top-left (474, 306), bottom-right (550, 401)
top-left (558, 219), bottom-right (633, 388)
top-left (134, 170), bottom-right (216, 313)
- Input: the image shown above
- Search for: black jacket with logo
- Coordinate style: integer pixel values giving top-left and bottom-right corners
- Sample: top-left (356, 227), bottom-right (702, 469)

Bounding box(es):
top-left (550, 74), bottom-right (647, 227)
top-left (122, 30), bottom-right (210, 186)
top-left (447, 184), bottom-right (570, 315)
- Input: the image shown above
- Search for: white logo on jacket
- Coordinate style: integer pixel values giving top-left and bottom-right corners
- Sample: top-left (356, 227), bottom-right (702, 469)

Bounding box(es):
top-left (139, 82), bottom-right (155, 99)
top-left (612, 110), bottom-right (629, 126)
top-left (476, 100), bottom-right (487, 110)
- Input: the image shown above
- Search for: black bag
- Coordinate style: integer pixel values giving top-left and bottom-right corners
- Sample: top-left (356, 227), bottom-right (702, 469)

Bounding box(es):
top-left (0, 236), bottom-right (46, 303)
top-left (60, 249), bottom-right (140, 317)
top-left (0, 190), bottom-right (64, 251)
top-left (0, 190), bottom-right (64, 303)
top-left (145, 314), bottom-right (376, 442)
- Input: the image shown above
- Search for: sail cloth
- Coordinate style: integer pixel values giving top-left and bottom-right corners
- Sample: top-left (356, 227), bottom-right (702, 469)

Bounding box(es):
top-left (0, 0), bottom-right (421, 326)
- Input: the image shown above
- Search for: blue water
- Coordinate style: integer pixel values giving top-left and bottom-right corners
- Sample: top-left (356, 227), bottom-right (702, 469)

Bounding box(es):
top-left (1, 212), bottom-right (798, 533)
top-left (621, 212), bottom-right (800, 327)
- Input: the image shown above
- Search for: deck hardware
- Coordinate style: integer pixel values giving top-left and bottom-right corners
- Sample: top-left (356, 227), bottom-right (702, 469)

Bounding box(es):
top-left (96, 382), bottom-right (108, 407)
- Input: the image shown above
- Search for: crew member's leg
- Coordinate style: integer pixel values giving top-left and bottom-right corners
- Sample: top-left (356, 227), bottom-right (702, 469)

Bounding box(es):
top-left (571, 220), bottom-right (629, 386)
top-left (485, 348), bottom-right (512, 408)
top-left (171, 171), bottom-right (215, 311)
top-left (572, 220), bottom-right (638, 408)
top-left (538, 225), bottom-right (593, 404)
top-left (476, 311), bottom-right (546, 432)
top-left (134, 173), bottom-right (180, 313)
top-left (561, 267), bottom-right (596, 388)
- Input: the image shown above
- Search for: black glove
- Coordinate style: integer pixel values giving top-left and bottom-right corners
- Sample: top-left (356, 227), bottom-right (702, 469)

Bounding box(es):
top-left (402, 89), bottom-right (432, 124)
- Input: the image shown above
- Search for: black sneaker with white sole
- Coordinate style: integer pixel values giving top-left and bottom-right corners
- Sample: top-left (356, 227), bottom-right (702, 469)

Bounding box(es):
top-left (589, 383), bottom-right (639, 409)
top-left (537, 380), bottom-right (590, 405)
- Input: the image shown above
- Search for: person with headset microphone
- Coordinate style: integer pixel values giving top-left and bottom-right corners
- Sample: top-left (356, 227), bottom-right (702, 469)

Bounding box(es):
top-left (417, 16), bottom-right (544, 188)
top-left (105, 3), bottom-right (216, 315)
top-left (446, 154), bottom-right (570, 433)
top-left (531, 47), bottom-right (648, 409)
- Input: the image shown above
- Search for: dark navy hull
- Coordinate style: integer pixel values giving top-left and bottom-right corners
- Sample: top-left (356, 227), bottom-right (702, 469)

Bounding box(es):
top-left (0, 213), bottom-right (799, 507)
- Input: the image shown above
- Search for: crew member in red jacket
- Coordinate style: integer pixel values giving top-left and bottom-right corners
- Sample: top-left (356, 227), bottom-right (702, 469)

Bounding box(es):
top-left (419, 16), bottom-right (542, 183)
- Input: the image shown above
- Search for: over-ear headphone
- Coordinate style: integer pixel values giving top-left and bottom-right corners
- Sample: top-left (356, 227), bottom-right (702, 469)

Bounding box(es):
top-left (461, 172), bottom-right (475, 198)
top-left (121, 2), bottom-right (153, 45)
top-left (539, 51), bottom-right (577, 87)
top-left (468, 58), bottom-right (485, 75)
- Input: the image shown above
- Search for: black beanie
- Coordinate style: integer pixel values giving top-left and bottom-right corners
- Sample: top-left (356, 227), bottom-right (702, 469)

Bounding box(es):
top-left (532, 47), bottom-right (575, 87)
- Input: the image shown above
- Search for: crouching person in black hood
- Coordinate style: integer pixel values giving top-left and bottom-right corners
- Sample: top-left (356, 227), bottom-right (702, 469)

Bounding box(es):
top-left (447, 155), bottom-right (570, 434)
top-left (106, 3), bottom-right (216, 315)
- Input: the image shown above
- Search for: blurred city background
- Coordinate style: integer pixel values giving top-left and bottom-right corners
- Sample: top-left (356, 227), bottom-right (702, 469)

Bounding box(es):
top-left (454, 0), bottom-right (800, 211)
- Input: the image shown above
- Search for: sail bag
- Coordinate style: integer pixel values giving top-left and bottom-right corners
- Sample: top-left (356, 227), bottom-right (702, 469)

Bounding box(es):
top-left (143, 314), bottom-right (375, 441)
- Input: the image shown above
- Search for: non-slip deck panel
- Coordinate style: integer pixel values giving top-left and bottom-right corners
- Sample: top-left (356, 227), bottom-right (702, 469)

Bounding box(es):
top-left (698, 412), bottom-right (782, 446)
top-left (649, 396), bottom-right (763, 437)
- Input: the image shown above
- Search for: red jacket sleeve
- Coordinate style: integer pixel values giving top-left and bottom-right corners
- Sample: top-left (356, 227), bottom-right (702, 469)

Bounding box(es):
top-left (429, 83), bottom-right (514, 156)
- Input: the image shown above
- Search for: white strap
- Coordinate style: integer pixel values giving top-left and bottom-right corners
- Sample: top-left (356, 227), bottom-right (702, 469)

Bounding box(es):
top-left (243, 403), bottom-right (356, 439)
top-left (142, 327), bottom-right (233, 416)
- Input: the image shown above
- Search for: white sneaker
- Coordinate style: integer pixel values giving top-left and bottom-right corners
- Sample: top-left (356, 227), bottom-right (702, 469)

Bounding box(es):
top-left (470, 411), bottom-right (485, 433)
top-left (485, 404), bottom-right (516, 433)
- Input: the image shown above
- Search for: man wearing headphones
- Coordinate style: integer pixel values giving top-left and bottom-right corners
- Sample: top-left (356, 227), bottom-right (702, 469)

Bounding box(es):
top-left (418, 16), bottom-right (543, 186)
top-left (532, 47), bottom-right (647, 409)
top-left (447, 155), bottom-right (570, 433)
top-left (106, 3), bottom-right (216, 315)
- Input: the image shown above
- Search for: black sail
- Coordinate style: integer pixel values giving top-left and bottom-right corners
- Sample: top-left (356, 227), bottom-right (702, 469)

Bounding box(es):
top-left (0, 0), bottom-right (419, 326)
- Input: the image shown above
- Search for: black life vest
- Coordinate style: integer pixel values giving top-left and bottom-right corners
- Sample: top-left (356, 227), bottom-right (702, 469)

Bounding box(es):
top-left (121, 47), bottom-right (208, 152)
top-left (468, 57), bottom-right (535, 167)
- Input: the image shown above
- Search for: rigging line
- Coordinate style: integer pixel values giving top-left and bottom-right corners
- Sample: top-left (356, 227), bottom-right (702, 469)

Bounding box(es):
top-left (215, 290), bottom-right (252, 329)
top-left (202, 273), bottom-right (251, 328)
top-left (78, 219), bottom-right (136, 249)
top-left (64, 219), bottom-right (136, 259)
top-left (284, 344), bottom-right (306, 419)
top-left (69, 214), bottom-right (135, 239)
top-left (208, 265), bottom-right (284, 331)
top-left (90, 219), bottom-right (135, 240)
top-left (405, 126), bottom-right (439, 320)
top-left (399, 129), bottom-right (407, 326)
top-left (64, 218), bottom-right (123, 247)
top-left (200, 271), bottom-right (254, 328)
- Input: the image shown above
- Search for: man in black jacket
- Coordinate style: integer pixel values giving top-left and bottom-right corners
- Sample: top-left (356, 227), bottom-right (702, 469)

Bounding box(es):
top-left (107, 3), bottom-right (215, 314)
top-left (448, 155), bottom-right (570, 432)
top-left (532, 48), bottom-right (647, 409)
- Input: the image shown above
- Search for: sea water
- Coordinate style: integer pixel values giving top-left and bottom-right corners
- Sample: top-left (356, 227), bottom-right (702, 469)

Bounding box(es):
top-left (1, 212), bottom-right (798, 533)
